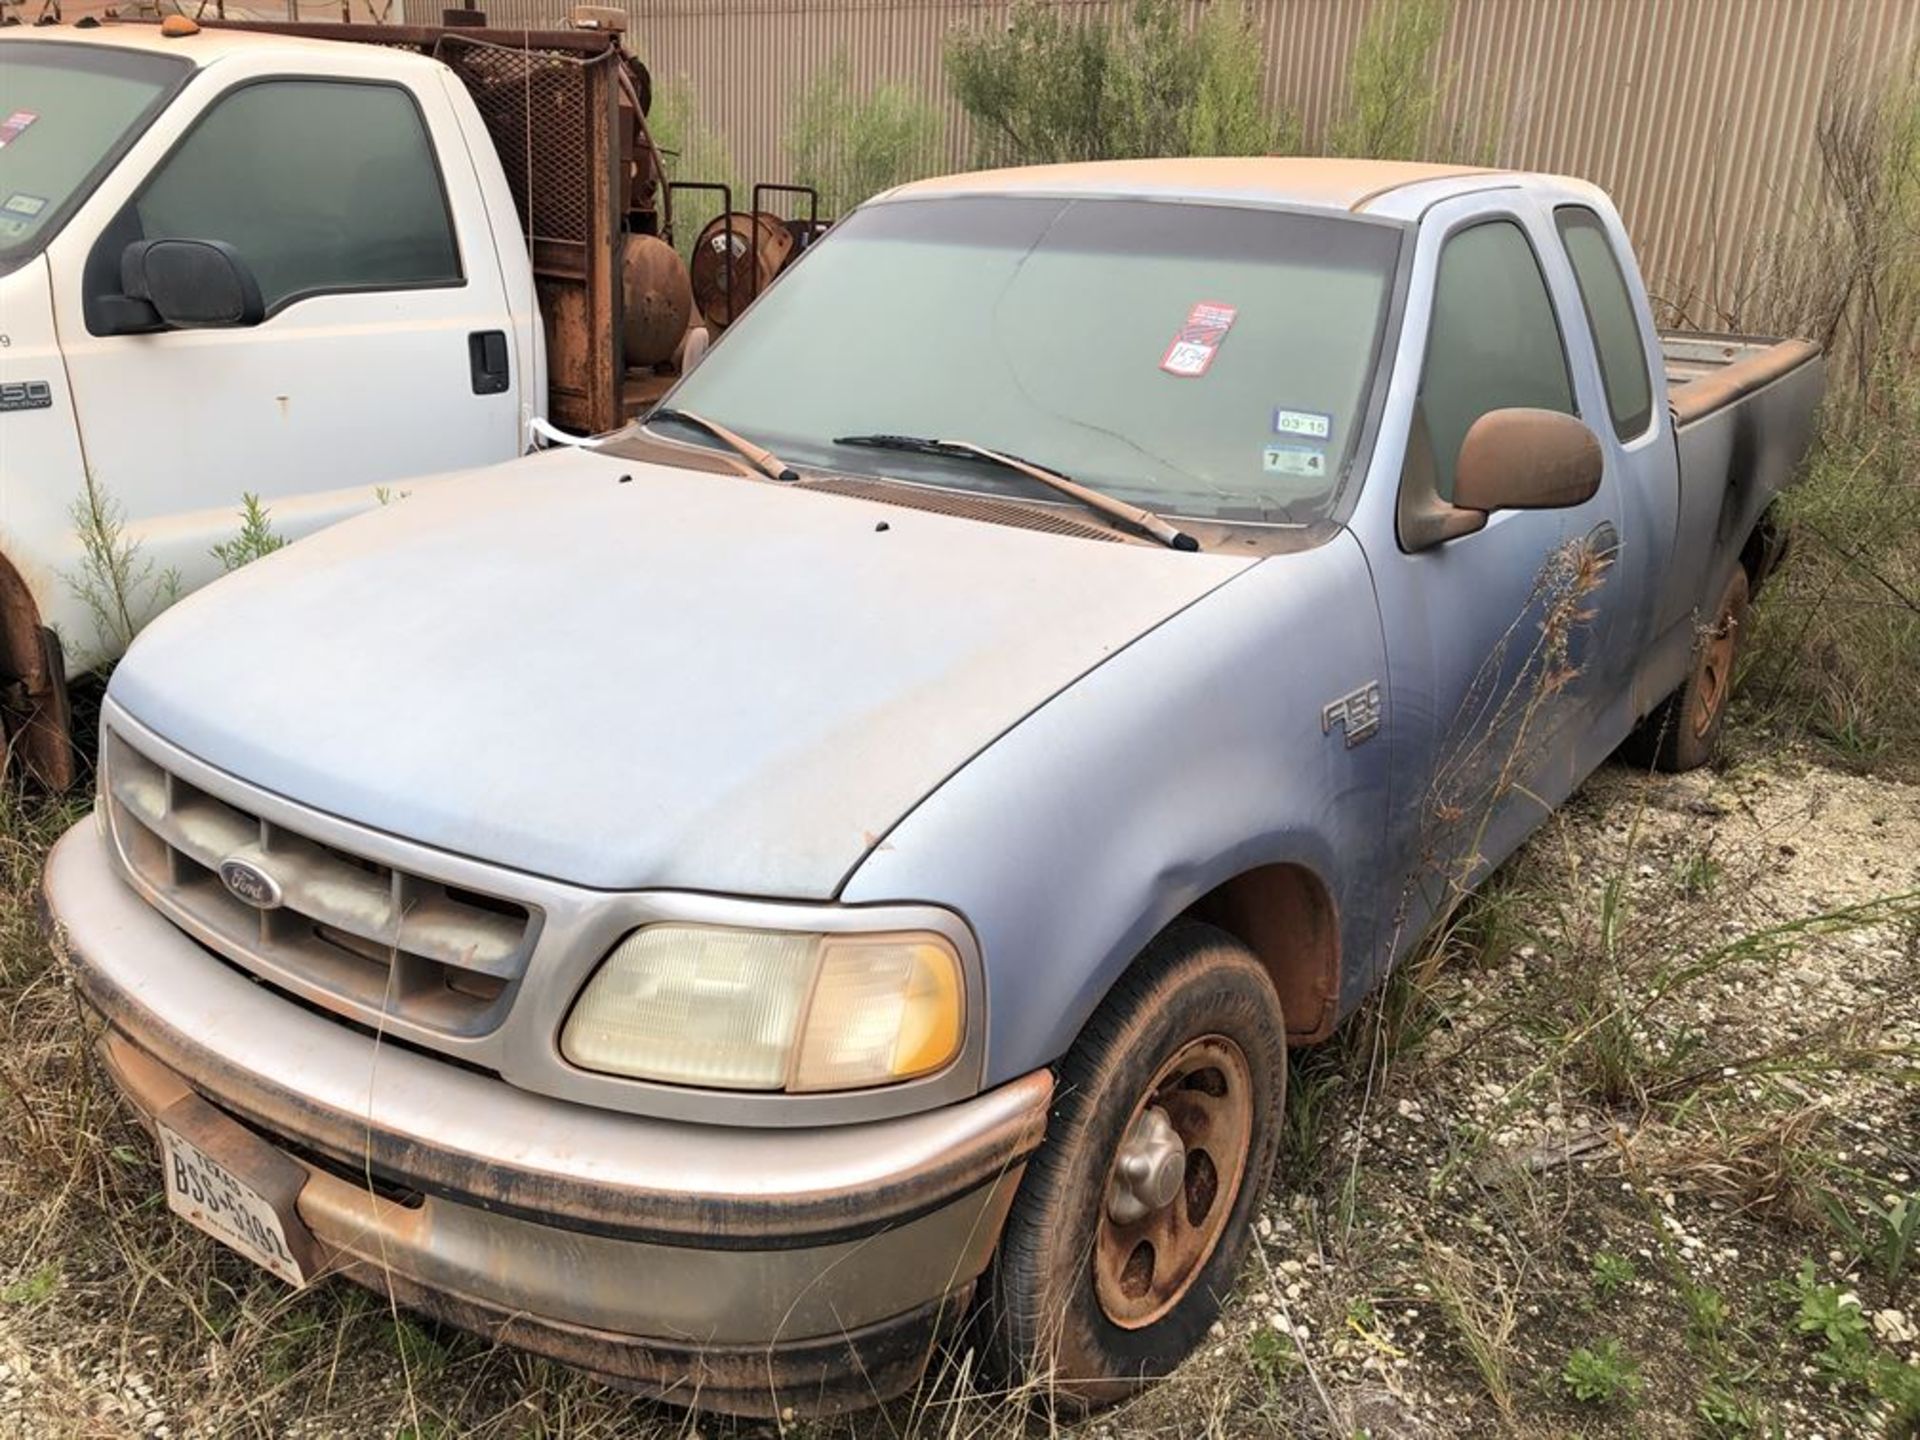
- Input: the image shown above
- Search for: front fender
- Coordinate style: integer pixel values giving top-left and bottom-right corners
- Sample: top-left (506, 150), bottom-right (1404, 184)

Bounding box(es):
top-left (842, 529), bottom-right (1393, 1086)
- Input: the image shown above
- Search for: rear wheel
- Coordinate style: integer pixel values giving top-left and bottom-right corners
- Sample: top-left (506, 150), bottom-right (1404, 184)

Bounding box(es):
top-left (983, 921), bottom-right (1286, 1409)
top-left (1621, 565), bottom-right (1749, 773)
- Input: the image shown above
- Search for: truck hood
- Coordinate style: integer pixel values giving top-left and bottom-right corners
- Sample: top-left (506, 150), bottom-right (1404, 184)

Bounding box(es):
top-left (109, 446), bottom-right (1251, 897)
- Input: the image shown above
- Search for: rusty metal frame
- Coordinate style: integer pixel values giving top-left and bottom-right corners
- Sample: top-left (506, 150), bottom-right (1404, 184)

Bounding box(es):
top-left (751, 181), bottom-right (821, 288)
top-left (667, 179), bottom-right (734, 318)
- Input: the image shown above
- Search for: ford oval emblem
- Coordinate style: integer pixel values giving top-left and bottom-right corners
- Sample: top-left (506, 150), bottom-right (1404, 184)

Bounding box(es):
top-left (219, 857), bottom-right (283, 911)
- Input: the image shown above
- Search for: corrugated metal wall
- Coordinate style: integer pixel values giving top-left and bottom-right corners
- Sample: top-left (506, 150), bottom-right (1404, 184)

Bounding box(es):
top-left (474, 0), bottom-right (1920, 312)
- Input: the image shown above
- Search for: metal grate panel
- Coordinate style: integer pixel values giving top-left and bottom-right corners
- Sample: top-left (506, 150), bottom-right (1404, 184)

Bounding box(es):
top-left (438, 37), bottom-right (596, 246)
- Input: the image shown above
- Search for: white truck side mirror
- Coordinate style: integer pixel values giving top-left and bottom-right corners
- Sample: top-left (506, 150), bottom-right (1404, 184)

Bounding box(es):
top-left (120, 238), bottom-right (266, 331)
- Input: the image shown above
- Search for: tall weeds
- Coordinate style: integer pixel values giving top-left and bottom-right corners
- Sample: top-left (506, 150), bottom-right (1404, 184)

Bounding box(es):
top-left (63, 471), bottom-right (179, 669)
top-left (1681, 58), bottom-right (1920, 770)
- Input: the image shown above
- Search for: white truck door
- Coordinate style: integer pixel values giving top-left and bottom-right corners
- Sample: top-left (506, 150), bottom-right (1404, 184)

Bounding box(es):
top-left (48, 67), bottom-right (520, 611)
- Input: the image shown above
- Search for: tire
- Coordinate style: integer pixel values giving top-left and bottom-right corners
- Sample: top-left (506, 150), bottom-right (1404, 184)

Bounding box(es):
top-left (0, 626), bottom-right (74, 791)
top-left (983, 920), bottom-right (1287, 1410)
top-left (1620, 565), bottom-right (1750, 773)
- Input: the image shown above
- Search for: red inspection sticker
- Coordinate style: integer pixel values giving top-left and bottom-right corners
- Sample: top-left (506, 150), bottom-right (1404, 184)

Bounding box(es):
top-left (1160, 301), bottom-right (1237, 378)
top-left (0, 112), bottom-right (38, 149)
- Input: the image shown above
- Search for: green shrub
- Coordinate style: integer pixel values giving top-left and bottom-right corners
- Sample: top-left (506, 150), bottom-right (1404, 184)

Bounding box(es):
top-left (1326, 0), bottom-right (1499, 163)
top-left (1327, 0), bottom-right (1448, 160)
top-left (1561, 1339), bottom-right (1642, 1406)
top-left (210, 493), bottom-right (287, 573)
top-left (785, 53), bottom-right (946, 215)
top-left (945, 0), bottom-right (1295, 167)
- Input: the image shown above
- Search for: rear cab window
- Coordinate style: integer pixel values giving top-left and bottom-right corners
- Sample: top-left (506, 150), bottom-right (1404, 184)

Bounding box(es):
top-left (1554, 205), bottom-right (1655, 441)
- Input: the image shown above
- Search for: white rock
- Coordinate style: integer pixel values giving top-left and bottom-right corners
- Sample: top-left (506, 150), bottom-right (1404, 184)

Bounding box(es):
top-left (1873, 1309), bottom-right (1916, 1345)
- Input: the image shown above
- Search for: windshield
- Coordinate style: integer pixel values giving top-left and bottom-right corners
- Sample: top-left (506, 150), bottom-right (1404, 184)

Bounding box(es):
top-left (658, 195), bottom-right (1404, 523)
top-left (0, 43), bottom-right (189, 266)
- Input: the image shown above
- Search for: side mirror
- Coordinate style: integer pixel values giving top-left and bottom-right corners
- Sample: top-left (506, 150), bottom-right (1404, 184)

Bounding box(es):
top-left (119, 238), bottom-right (265, 329)
top-left (1453, 408), bottom-right (1603, 513)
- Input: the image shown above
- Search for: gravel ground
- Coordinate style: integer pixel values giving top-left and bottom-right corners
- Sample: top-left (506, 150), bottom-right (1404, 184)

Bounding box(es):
top-left (2, 747), bottom-right (1916, 1438)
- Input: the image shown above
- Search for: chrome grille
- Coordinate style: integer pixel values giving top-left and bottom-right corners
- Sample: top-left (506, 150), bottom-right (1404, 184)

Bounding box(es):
top-left (103, 726), bottom-right (536, 1036)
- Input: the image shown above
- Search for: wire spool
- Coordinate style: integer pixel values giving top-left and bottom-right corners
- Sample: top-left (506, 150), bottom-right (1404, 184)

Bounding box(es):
top-left (620, 234), bottom-right (693, 369)
top-left (689, 211), bottom-right (794, 329)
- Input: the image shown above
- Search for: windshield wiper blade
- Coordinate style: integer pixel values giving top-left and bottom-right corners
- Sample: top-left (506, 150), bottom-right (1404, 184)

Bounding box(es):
top-left (649, 406), bottom-right (798, 482)
top-left (833, 434), bottom-right (1199, 552)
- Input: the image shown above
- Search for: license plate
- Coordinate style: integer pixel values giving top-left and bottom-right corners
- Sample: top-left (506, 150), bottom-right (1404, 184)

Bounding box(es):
top-left (159, 1123), bottom-right (309, 1286)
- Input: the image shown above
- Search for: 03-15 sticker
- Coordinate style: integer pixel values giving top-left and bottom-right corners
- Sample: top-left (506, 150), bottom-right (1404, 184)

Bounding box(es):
top-left (1160, 301), bottom-right (1237, 378)
top-left (1273, 408), bottom-right (1332, 441)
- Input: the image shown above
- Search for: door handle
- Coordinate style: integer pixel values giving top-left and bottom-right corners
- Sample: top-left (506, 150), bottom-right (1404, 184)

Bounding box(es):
top-left (469, 330), bottom-right (510, 395)
top-left (1586, 520), bottom-right (1620, 561)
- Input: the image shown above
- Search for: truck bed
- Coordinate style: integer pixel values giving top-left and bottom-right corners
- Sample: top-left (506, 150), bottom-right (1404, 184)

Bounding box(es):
top-left (1662, 329), bottom-right (1821, 428)
top-left (1650, 327), bottom-right (1825, 648)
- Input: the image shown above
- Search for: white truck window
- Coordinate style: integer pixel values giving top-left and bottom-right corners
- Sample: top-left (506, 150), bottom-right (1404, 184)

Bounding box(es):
top-left (1420, 219), bottom-right (1576, 501)
top-left (1555, 205), bottom-right (1656, 441)
top-left (0, 43), bottom-right (187, 265)
top-left (133, 79), bottom-right (460, 313)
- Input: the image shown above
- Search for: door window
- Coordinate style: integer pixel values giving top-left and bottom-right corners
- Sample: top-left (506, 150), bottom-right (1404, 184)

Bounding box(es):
top-left (1555, 206), bottom-right (1655, 440)
top-left (1420, 219), bottom-right (1575, 500)
top-left (133, 80), bottom-right (460, 313)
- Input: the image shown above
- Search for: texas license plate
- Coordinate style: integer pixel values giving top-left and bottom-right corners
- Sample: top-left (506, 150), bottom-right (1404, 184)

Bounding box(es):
top-left (159, 1122), bottom-right (309, 1287)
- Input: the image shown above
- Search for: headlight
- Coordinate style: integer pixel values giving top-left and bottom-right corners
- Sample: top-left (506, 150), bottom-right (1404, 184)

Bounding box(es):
top-left (559, 924), bottom-right (965, 1092)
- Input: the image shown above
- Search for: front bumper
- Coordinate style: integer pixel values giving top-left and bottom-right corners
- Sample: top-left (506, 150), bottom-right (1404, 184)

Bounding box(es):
top-left (44, 823), bottom-right (1050, 1416)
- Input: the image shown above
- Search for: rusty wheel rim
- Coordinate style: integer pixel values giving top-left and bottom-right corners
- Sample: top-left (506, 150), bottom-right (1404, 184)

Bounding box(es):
top-left (1093, 1035), bottom-right (1254, 1330)
top-left (1690, 602), bottom-right (1740, 738)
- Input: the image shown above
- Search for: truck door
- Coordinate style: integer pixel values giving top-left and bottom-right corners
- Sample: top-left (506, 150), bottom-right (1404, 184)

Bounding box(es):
top-left (48, 70), bottom-right (519, 611)
top-left (1360, 196), bottom-right (1630, 956)
top-left (1549, 201), bottom-right (1679, 733)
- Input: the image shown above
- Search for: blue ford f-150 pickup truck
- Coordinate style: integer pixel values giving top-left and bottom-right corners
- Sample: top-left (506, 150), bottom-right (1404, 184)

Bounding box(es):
top-left (45, 157), bottom-right (1823, 1417)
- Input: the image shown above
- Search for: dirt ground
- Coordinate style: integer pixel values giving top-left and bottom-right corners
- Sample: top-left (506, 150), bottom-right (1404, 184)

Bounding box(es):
top-left (2, 740), bottom-right (1916, 1438)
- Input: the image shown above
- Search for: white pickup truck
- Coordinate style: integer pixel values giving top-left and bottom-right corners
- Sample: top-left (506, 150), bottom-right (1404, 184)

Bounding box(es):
top-left (1, 16), bottom-right (775, 785)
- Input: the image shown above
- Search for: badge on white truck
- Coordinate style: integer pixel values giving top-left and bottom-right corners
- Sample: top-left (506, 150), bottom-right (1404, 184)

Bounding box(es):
top-left (0, 379), bottom-right (52, 412)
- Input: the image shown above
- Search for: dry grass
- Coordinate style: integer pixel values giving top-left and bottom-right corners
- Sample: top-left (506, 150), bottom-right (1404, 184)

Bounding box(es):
top-left (3, 725), bottom-right (1916, 1437)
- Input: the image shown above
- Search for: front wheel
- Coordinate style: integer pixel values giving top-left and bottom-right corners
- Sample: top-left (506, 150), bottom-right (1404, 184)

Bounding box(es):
top-left (983, 921), bottom-right (1287, 1409)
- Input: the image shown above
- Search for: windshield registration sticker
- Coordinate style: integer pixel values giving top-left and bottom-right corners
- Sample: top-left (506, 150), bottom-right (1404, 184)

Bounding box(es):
top-left (1161, 302), bottom-right (1237, 378)
top-left (1264, 445), bottom-right (1328, 479)
top-left (1274, 408), bottom-right (1332, 441)
top-left (0, 112), bottom-right (38, 150)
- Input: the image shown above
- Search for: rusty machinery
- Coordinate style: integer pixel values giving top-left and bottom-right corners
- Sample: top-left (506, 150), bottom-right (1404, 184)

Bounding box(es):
top-left (595, 14), bottom-right (826, 384)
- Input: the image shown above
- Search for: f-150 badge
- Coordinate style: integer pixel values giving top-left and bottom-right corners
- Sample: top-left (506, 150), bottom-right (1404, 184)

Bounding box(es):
top-left (0, 380), bottom-right (51, 413)
top-left (1322, 682), bottom-right (1382, 748)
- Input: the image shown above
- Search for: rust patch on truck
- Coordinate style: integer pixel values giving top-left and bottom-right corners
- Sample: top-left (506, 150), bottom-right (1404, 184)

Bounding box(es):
top-left (0, 554), bottom-right (72, 790)
top-left (357, 1266), bottom-right (966, 1418)
top-left (1191, 862), bottom-right (1342, 1043)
